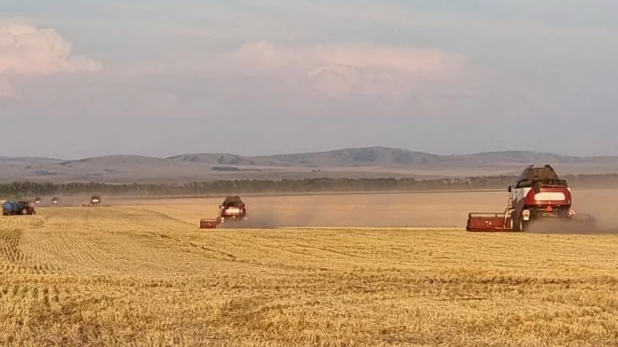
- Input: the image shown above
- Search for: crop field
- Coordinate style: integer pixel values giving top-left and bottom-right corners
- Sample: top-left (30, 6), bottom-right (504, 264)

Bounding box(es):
top-left (1, 190), bottom-right (618, 346)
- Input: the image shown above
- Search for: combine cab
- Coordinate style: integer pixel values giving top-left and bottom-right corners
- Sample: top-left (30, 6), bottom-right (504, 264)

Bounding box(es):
top-left (199, 195), bottom-right (248, 229)
top-left (466, 164), bottom-right (596, 232)
top-left (2, 201), bottom-right (36, 216)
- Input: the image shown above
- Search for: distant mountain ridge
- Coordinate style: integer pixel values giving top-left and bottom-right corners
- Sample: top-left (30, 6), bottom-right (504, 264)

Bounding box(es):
top-left (1, 146), bottom-right (618, 183)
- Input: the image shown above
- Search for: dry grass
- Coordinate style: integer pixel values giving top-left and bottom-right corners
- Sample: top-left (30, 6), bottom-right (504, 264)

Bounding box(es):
top-left (2, 190), bottom-right (618, 346)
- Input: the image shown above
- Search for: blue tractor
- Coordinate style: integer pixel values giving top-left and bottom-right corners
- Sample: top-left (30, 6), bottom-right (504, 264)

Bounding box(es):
top-left (2, 201), bottom-right (36, 216)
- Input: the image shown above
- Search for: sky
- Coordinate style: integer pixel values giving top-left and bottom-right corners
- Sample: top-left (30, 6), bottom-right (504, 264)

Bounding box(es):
top-left (1, 0), bottom-right (617, 159)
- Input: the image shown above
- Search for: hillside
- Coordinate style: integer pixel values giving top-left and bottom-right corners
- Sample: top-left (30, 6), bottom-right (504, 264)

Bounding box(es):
top-left (1, 147), bottom-right (618, 183)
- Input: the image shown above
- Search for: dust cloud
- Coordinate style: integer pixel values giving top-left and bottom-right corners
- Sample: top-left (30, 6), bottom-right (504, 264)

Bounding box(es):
top-left (217, 198), bottom-right (322, 229)
top-left (530, 189), bottom-right (618, 235)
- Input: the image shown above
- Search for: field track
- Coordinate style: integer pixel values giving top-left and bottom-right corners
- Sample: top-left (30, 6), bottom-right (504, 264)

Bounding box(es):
top-left (1, 190), bottom-right (618, 346)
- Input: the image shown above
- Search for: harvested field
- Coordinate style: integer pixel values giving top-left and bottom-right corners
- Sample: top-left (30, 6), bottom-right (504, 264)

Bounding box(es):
top-left (1, 190), bottom-right (618, 346)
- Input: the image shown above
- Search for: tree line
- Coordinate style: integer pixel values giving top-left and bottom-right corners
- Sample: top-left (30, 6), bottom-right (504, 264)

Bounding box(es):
top-left (0, 173), bottom-right (616, 199)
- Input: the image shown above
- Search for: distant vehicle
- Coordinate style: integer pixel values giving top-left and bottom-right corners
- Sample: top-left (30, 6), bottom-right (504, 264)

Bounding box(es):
top-left (218, 195), bottom-right (247, 221)
top-left (199, 195), bottom-right (248, 229)
top-left (82, 194), bottom-right (103, 207)
top-left (91, 194), bottom-right (101, 205)
top-left (2, 201), bottom-right (36, 216)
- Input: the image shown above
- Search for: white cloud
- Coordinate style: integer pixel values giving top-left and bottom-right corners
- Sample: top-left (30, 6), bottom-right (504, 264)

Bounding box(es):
top-left (199, 41), bottom-right (468, 100)
top-left (0, 20), bottom-right (102, 98)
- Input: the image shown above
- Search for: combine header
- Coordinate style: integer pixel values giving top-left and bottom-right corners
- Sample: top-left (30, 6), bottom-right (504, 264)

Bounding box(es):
top-left (466, 164), bottom-right (596, 232)
top-left (199, 195), bottom-right (248, 229)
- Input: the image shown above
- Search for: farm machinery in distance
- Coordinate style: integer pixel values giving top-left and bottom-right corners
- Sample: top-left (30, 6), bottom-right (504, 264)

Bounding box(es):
top-left (199, 195), bottom-right (248, 229)
top-left (2, 200), bottom-right (36, 216)
top-left (466, 164), bottom-right (596, 232)
top-left (82, 194), bottom-right (109, 207)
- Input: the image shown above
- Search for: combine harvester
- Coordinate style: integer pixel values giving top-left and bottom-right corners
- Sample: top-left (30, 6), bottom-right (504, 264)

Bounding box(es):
top-left (466, 164), bottom-right (596, 232)
top-left (199, 195), bottom-right (248, 229)
top-left (82, 194), bottom-right (109, 207)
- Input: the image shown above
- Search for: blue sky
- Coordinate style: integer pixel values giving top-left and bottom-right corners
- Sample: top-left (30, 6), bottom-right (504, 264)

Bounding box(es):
top-left (1, 0), bottom-right (617, 158)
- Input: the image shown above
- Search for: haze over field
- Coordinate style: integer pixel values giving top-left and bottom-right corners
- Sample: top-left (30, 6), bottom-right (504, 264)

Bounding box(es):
top-left (1, 1), bottom-right (618, 160)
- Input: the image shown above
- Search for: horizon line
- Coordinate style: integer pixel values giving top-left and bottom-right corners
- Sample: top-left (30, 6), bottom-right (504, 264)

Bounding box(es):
top-left (0, 146), bottom-right (614, 162)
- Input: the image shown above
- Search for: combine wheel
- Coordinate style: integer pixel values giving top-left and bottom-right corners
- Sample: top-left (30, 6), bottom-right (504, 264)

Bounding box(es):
top-left (511, 214), bottom-right (525, 231)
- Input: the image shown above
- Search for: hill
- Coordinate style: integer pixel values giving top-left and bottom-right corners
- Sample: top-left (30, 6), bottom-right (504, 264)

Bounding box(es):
top-left (2, 147), bottom-right (618, 183)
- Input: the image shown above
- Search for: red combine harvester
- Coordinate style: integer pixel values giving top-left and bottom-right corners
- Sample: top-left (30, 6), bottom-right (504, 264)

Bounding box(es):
top-left (199, 195), bottom-right (248, 229)
top-left (466, 164), bottom-right (596, 232)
